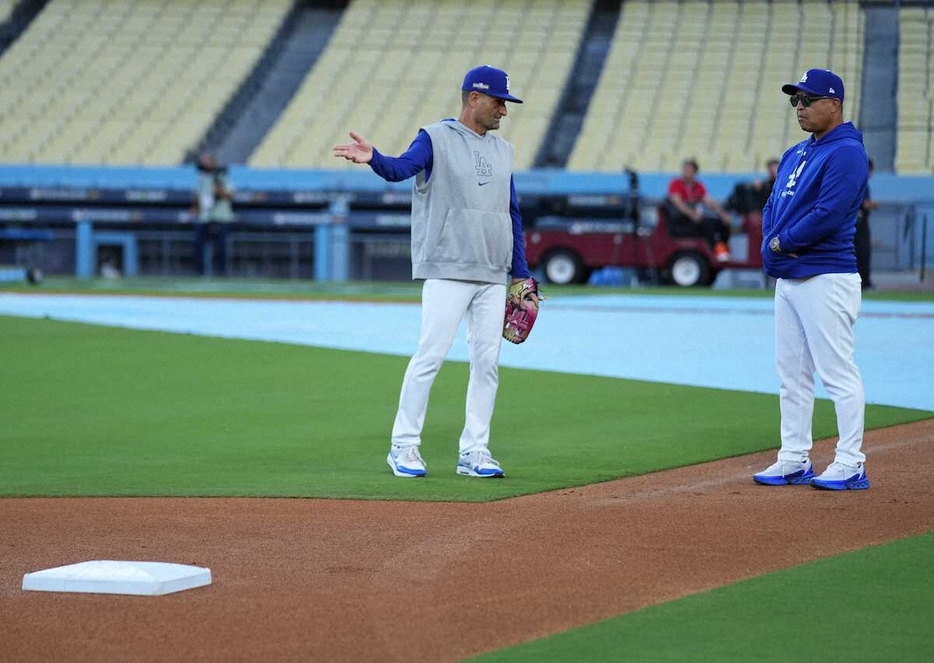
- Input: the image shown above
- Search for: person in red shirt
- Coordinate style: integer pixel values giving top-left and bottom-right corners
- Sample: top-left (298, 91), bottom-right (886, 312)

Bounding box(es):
top-left (666, 158), bottom-right (733, 261)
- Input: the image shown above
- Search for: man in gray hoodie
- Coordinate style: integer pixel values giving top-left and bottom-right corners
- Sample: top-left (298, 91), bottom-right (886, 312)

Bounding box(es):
top-left (333, 65), bottom-right (535, 479)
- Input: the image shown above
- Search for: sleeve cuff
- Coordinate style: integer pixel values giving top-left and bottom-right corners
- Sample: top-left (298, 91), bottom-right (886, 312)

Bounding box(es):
top-left (778, 231), bottom-right (800, 252)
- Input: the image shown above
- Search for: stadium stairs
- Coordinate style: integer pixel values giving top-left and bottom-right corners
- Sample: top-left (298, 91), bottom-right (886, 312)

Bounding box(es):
top-left (535, 0), bottom-right (623, 169)
top-left (199, 0), bottom-right (348, 166)
top-left (860, 3), bottom-right (899, 172)
top-left (0, 0), bottom-right (46, 55)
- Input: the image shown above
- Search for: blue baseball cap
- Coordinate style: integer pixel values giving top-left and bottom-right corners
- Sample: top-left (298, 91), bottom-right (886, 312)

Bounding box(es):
top-left (782, 68), bottom-right (844, 102)
top-left (462, 65), bottom-right (523, 103)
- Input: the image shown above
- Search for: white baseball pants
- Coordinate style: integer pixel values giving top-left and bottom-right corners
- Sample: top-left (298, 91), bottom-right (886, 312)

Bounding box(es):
top-left (774, 272), bottom-right (865, 466)
top-left (391, 278), bottom-right (507, 455)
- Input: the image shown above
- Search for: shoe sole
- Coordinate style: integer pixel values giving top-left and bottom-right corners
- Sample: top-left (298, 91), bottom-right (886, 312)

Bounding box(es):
top-left (753, 471), bottom-right (815, 486)
top-left (386, 455), bottom-right (426, 478)
top-left (811, 476), bottom-right (870, 491)
top-left (456, 466), bottom-right (505, 478)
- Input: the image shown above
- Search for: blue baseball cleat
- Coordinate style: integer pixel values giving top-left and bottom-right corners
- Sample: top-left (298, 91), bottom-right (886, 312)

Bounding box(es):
top-left (810, 462), bottom-right (870, 490)
top-left (753, 459), bottom-right (815, 486)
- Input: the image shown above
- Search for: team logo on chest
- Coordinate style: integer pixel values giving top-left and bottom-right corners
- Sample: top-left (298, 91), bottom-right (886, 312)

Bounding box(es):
top-left (474, 151), bottom-right (493, 178)
top-left (782, 160), bottom-right (807, 198)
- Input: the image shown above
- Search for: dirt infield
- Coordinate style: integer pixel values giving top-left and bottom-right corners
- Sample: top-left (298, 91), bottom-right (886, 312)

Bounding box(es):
top-left (2, 420), bottom-right (932, 663)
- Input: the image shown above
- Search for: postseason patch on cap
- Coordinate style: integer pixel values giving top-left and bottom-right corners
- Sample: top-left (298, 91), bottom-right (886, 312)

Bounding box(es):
top-left (462, 65), bottom-right (523, 103)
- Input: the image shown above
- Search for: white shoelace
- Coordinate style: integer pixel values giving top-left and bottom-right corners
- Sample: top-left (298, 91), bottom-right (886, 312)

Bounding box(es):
top-left (467, 449), bottom-right (499, 468)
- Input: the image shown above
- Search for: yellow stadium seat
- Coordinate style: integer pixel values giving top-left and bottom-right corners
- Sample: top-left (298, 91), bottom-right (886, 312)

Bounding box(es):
top-left (251, 0), bottom-right (591, 169)
top-left (895, 8), bottom-right (933, 172)
top-left (0, 0), bottom-right (292, 165)
top-left (569, 0), bottom-right (866, 173)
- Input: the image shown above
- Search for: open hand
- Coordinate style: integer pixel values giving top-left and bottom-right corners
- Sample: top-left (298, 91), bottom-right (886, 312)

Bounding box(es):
top-left (332, 131), bottom-right (373, 164)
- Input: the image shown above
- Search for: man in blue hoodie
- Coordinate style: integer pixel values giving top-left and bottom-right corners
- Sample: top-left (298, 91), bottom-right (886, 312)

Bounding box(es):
top-left (333, 66), bottom-right (534, 480)
top-left (753, 69), bottom-right (870, 491)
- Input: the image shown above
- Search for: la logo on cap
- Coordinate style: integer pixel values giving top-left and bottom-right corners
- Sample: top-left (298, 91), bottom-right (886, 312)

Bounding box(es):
top-left (799, 72), bottom-right (808, 83)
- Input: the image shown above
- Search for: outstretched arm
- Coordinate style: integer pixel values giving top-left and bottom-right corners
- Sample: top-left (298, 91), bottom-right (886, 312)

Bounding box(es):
top-left (334, 131), bottom-right (433, 182)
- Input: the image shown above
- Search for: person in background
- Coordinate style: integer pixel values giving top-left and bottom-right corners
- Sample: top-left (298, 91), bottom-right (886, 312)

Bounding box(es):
top-left (750, 158), bottom-right (780, 221)
top-left (666, 158), bottom-right (734, 262)
top-left (854, 159), bottom-right (878, 290)
top-left (726, 158), bottom-right (780, 226)
top-left (193, 152), bottom-right (235, 276)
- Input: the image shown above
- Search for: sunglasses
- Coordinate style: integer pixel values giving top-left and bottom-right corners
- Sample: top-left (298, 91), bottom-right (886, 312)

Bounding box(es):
top-left (789, 93), bottom-right (833, 108)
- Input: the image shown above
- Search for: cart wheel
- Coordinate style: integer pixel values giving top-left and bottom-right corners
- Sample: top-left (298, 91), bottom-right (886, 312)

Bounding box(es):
top-left (667, 252), bottom-right (711, 287)
top-left (542, 249), bottom-right (586, 285)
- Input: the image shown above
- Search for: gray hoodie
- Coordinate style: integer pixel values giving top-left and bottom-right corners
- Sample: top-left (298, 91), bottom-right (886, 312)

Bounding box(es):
top-left (411, 121), bottom-right (515, 284)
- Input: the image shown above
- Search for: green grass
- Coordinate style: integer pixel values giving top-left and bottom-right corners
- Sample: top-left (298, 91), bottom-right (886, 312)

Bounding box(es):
top-left (0, 276), bottom-right (425, 302)
top-left (472, 530), bottom-right (934, 662)
top-left (4, 276), bottom-right (934, 302)
top-left (1, 315), bottom-right (929, 501)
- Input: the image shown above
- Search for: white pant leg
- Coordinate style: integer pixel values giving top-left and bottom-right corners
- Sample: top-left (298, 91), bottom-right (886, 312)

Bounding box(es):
top-left (459, 282), bottom-right (507, 454)
top-left (391, 279), bottom-right (475, 448)
top-left (775, 278), bottom-right (816, 462)
top-left (788, 273), bottom-right (865, 465)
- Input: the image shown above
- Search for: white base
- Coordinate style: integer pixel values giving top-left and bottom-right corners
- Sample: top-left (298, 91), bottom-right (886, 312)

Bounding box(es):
top-left (22, 560), bottom-right (212, 596)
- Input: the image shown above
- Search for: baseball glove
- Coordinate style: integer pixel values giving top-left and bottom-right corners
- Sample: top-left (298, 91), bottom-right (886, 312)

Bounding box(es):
top-left (503, 278), bottom-right (542, 345)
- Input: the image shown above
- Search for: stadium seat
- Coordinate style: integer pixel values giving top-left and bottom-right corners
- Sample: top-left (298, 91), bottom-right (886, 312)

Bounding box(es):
top-left (0, 0), bottom-right (291, 165)
top-left (896, 7), bottom-right (932, 173)
top-left (0, 0), bottom-right (18, 24)
top-left (569, 0), bottom-right (866, 174)
top-left (0, 0), bottom-right (918, 174)
top-left (251, 0), bottom-right (590, 170)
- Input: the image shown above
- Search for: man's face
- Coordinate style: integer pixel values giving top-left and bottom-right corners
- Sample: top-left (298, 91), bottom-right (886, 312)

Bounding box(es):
top-left (681, 163), bottom-right (697, 181)
top-left (792, 91), bottom-right (839, 135)
top-left (767, 161), bottom-right (779, 179)
top-left (473, 92), bottom-right (508, 132)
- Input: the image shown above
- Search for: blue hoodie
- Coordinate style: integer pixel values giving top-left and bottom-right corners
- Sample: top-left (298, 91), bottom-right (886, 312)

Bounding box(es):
top-left (761, 121), bottom-right (869, 279)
